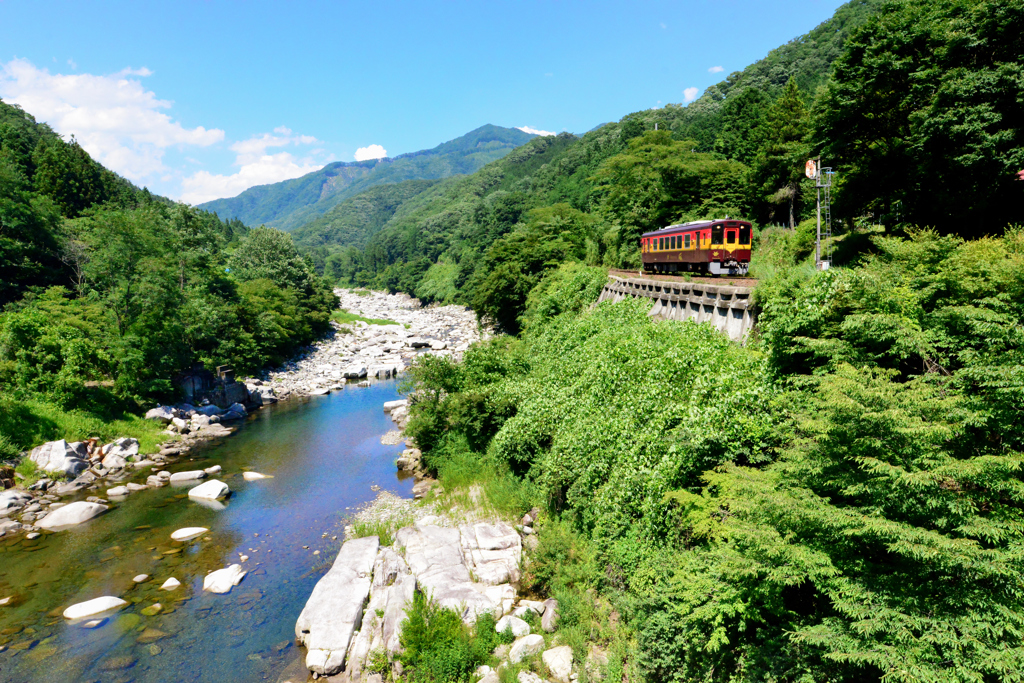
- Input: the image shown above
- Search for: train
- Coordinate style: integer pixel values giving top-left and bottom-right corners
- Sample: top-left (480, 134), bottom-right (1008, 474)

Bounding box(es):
top-left (640, 219), bottom-right (752, 276)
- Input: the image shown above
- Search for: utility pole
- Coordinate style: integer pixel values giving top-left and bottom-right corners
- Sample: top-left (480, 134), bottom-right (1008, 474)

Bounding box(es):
top-left (806, 158), bottom-right (833, 270)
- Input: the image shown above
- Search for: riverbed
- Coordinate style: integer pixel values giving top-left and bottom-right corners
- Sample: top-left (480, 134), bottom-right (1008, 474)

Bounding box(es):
top-left (0, 381), bottom-right (410, 683)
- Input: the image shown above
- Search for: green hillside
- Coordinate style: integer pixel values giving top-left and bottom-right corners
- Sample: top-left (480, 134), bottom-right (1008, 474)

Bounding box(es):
top-left (197, 124), bottom-right (537, 231)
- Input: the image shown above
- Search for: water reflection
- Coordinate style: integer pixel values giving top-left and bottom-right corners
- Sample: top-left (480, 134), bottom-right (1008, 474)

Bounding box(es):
top-left (0, 382), bottom-right (411, 682)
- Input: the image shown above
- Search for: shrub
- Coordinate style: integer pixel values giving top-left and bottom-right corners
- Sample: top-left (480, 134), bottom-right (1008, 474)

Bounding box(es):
top-left (399, 592), bottom-right (491, 683)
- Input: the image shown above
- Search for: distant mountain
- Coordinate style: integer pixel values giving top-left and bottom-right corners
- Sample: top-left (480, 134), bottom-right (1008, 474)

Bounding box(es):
top-left (197, 124), bottom-right (536, 231)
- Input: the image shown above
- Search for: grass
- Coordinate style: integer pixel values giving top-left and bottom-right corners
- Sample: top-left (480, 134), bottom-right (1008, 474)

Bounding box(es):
top-left (331, 308), bottom-right (399, 327)
top-left (0, 394), bottom-right (168, 460)
top-left (349, 514), bottom-right (415, 546)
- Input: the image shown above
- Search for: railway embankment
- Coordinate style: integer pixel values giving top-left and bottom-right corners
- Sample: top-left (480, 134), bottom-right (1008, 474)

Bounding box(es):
top-left (597, 275), bottom-right (756, 341)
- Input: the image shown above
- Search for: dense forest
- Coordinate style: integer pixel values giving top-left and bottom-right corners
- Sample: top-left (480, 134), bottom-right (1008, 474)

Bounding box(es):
top-left (0, 99), bottom-right (336, 460)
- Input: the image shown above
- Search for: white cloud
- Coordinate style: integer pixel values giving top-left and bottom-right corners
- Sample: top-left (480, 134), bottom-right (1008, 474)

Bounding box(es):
top-left (354, 144), bottom-right (388, 161)
top-left (516, 126), bottom-right (556, 136)
top-left (708, 66), bottom-right (724, 74)
top-left (683, 87), bottom-right (700, 104)
top-left (0, 58), bottom-right (223, 182)
top-left (67, 58), bottom-right (77, 70)
top-left (179, 129), bottom-right (327, 204)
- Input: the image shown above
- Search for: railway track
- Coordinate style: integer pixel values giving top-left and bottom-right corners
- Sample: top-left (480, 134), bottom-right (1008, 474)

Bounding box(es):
top-left (608, 269), bottom-right (759, 288)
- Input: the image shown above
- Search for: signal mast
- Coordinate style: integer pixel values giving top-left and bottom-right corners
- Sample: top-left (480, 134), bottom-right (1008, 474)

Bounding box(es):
top-left (805, 159), bottom-right (834, 270)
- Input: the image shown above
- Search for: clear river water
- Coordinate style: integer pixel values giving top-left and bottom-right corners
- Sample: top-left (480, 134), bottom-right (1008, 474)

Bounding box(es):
top-left (0, 381), bottom-right (410, 683)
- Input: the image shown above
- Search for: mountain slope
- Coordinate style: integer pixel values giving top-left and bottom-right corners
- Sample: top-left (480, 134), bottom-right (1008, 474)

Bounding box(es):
top-left (197, 124), bottom-right (537, 231)
top-left (291, 178), bottom-right (439, 253)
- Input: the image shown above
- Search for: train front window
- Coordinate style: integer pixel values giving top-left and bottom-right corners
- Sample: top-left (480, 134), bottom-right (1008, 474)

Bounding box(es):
top-left (727, 231), bottom-right (736, 244)
top-left (739, 226), bottom-right (751, 245)
top-left (712, 225), bottom-right (723, 244)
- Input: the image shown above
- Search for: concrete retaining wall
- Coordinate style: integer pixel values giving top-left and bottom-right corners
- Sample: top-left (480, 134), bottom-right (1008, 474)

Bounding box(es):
top-left (597, 277), bottom-right (756, 342)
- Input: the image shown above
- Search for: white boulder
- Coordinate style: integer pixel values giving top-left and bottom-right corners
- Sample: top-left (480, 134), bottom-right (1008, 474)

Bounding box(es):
top-left (243, 471), bottom-right (272, 481)
top-left (160, 577), bottom-right (181, 591)
top-left (496, 615), bottom-right (530, 637)
top-left (509, 634), bottom-right (546, 663)
top-left (145, 406), bottom-right (175, 423)
top-left (171, 527), bottom-right (208, 542)
top-left (28, 440), bottom-right (89, 477)
top-left (188, 480), bottom-right (229, 501)
top-left (37, 501), bottom-right (108, 531)
top-left (382, 399), bottom-right (408, 414)
top-left (63, 596), bottom-right (128, 621)
top-left (169, 470), bottom-right (206, 483)
top-left (203, 564), bottom-right (247, 594)
top-left (542, 646), bottom-right (574, 683)
top-left (0, 490), bottom-right (32, 516)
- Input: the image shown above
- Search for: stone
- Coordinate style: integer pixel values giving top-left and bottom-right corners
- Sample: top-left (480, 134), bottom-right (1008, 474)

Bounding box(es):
top-left (37, 501), bottom-right (108, 531)
top-left (101, 453), bottom-right (127, 470)
top-left (196, 404), bottom-right (223, 417)
top-left (100, 655), bottom-right (137, 671)
top-left (171, 417), bottom-right (189, 432)
top-left (543, 646), bottom-right (574, 683)
top-left (137, 626), bottom-right (168, 643)
top-left (394, 525), bottom-right (497, 623)
top-left (515, 600), bottom-right (546, 616)
top-left (203, 564), bottom-right (247, 594)
top-left (429, 340), bottom-right (448, 350)
top-left (81, 619), bottom-right (106, 629)
top-left (188, 480), bottom-right (229, 501)
top-left (542, 599), bottom-right (559, 632)
top-left (106, 486), bottom-right (130, 497)
top-left (0, 490), bottom-right (32, 516)
top-left (460, 521), bottom-right (522, 585)
top-left (191, 414), bottom-right (212, 429)
top-left (28, 440), bottom-right (89, 477)
top-left (104, 437), bottom-right (140, 460)
top-left (145, 406), bottom-right (175, 423)
top-left (133, 574), bottom-right (150, 583)
top-left (496, 615), bottom-right (530, 637)
top-left (243, 471), bottom-right (272, 481)
top-left (133, 459), bottom-right (156, 469)
top-left (227, 402), bottom-right (247, 416)
top-left (168, 470), bottom-right (206, 483)
top-left (159, 578), bottom-right (181, 591)
top-left (126, 482), bottom-right (149, 492)
top-left (295, 536), bottom-right (379, 676)
top-left (204, 465), bottom-right (222, 474)
top-left (342, 365), bottom-right (368, 379)
top-left (518, 672), bottom-right (547, 683)
top-left (63, 596), bottom-right (128, 621)
top-left (171, 527), bottom-right (208, 542)
top-left (139, 603), bottom-right (163, 617)
top-left (509, 634), bottom-right (545, 663)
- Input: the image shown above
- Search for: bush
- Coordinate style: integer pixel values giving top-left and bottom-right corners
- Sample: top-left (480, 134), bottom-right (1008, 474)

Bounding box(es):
top-left (399, 592), bottom-right (492, 683)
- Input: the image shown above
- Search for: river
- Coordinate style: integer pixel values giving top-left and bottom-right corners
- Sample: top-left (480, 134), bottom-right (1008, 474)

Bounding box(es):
top-left (0, 381), bottom-right (410, 683)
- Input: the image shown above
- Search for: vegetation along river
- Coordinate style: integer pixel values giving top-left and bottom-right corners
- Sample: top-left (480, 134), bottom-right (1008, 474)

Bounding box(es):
top-left (0, 381), bottom-right (411, 683)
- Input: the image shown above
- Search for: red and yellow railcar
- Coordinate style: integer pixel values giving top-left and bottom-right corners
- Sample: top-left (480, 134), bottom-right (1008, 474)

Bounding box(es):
top-left (641, 219), bottom-right (752, 276)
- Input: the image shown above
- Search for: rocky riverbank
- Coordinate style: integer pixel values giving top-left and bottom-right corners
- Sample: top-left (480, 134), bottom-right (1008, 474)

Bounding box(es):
top-left (264, 288), bottom-right (481, 398)
top-left (0, 289), bottom-right (481, 542)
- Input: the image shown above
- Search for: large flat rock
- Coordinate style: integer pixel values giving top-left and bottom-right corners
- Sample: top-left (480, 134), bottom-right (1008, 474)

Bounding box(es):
top-left (295, 535), bottom-right (379, 676)
top-left (37, 501), bottom-right (108, 531)
top-left (460, 521), bottom-right (522, 585)
top-left (395, 524), bottom-right (504, 622)
top-left (345, 547), bottom-right (416, 681)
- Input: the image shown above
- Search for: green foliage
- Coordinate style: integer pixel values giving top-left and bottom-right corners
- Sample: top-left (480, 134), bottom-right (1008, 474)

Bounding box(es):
top-left (349, 515), bottom-right (414, 547)
top-left (330, 309), bottom-right (397, 327)
top-left (521, 263), bottom-right (609, 333)
top-left (398, 592), bottom-right (492, 683)
top-left (749, 78), bottom-right (812, 228)
top-left (816, 0), bottom-right (1024, 232)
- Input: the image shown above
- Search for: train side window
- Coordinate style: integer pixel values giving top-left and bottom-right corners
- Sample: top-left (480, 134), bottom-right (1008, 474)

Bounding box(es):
top-left (684, 234), bottom-right (690, 248)
top-left (659, 237), bottom-right (664, 250)
top-left (673, 236), bottom-right (679, 249)
top-left (712, 225), bottom-right (723, 244)
top-left (727, 231), bottom-right (736, 244)
top-left (739, 226), bottom-right (751, 245)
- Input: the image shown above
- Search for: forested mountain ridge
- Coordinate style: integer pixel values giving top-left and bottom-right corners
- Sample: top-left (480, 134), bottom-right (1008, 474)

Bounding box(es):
top-left (196, 124), bottom-right (537, 231)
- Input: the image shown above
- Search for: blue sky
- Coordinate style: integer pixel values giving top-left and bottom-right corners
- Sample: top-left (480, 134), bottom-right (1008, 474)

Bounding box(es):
top-left (0, 0), bottom-right (846, 203)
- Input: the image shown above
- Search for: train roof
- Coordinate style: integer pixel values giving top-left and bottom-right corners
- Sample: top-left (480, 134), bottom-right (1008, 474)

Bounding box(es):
top-left (641, 219), bottom-right (751, 238)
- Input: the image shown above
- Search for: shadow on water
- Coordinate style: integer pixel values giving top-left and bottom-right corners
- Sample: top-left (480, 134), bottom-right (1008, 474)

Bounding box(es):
top-left (0, 381), bottom-right (412, 683)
